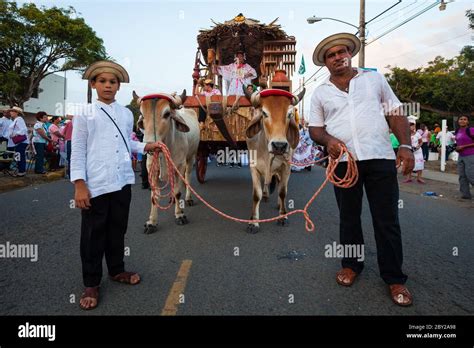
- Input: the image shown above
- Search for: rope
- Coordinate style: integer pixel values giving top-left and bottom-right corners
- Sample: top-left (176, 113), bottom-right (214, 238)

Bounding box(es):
top-left (148, 143), bottom-right (358, 232)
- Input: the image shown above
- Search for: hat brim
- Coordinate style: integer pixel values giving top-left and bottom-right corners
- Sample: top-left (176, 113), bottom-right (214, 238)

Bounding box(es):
top-left (82, 60), bottom-right (130, 83)
top-left (312, 33), bottom-right (361, 66)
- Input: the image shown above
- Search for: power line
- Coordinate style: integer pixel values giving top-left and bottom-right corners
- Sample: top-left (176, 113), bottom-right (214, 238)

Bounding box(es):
top-left (369, 32), bottom-right (471, 64)
top-left (367, 1), bottom-right (440, 46)
top-left (367, 0), bottom-right (430, 36)
top-left (368, 0), bottom-right (424, 28)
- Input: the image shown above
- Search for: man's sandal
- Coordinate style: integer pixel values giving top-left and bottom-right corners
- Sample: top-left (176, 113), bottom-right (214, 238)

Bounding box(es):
top-left (336, 268), bottom-right (358, 287)
top-left (389, 284), bottom-right (413, 307)
top-left (110, 271), bottom-right (141, 285)
top-left (79, 286), bottom-right (99, 310)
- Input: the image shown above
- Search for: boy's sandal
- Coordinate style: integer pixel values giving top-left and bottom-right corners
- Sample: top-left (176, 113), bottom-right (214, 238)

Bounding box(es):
top-left (79, 286), bottom-right (99, 310)
top-left (110, 271), bottom-right (141, 285)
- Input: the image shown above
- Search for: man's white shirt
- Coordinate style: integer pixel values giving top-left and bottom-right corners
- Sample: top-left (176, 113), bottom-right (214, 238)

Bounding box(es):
top-left (309, 68), bottom-right (403, 161)
top-left (70, 100), bottom-right (146, 198)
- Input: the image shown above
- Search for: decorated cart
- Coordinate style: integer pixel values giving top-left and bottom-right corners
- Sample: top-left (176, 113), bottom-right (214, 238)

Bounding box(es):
top-left (183, 14), bottom-right (297, 183)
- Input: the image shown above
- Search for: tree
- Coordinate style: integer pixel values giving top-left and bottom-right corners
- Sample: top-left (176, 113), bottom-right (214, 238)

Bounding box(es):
top-left (467, 9), bottom-right (474, 30)
top-left (126, 98), bottom-right (141, 128)
top-left (0, 1), bottom-right (108, 107)
top-left (386, 47), bottom-right (474, 126)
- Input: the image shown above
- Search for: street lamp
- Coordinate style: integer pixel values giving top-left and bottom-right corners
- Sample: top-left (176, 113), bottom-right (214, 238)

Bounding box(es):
top-left (307, 14), bottom-right (366, 68)
top-left (306, 16), bottom-right (359, 30)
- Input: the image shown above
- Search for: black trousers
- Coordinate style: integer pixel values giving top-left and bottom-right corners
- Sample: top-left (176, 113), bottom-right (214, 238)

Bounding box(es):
top-left (141, 153), bottom-right (148, 185)
top-left (80, 185), bottom-right (131, 287)
top-left (333, 159), bottom-right (407, 285)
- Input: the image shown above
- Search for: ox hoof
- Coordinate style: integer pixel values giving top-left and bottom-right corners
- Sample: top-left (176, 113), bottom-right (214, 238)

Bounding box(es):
top-left (144, 224), bottom-right (158, 234)
top-left (186, 199), bottom-right (194, 206)
top-left (175, 216), bottom-right (189, 225)
top-left (277, 218), bottom-right (289, 226)
top-left (246, 224), bottom-right (260, 234)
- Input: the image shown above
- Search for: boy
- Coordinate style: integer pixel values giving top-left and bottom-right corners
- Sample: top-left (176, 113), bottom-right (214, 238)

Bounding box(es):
top-left (71, 61), bottom-right (161, 310)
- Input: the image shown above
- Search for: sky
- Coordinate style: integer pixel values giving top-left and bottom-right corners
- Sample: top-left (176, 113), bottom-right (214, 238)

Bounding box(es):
top-left (18, 0), bottom-right (473, 115)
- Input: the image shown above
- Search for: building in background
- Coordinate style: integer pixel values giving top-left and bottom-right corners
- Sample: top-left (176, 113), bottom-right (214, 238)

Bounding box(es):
top-left (1, 73), bottom-right (67, 128)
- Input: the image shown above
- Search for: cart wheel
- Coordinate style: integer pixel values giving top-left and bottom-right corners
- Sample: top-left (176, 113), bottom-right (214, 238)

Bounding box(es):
top-left (196, 153), bottom-right (208, 184)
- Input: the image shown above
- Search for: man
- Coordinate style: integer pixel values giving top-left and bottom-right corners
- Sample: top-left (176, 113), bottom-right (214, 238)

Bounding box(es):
top-left (195, 78), bottom-right (221, 97)
top-left (0, 109), bottom-right (12, 145)
top-left (216, 51), bottom-right (257, 96)
top-left (308, 33), bottom-right (415, 306)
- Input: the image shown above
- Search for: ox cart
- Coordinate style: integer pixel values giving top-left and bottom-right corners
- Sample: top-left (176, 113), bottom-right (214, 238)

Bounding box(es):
top-left (183, 14), bottom-right (298, 183)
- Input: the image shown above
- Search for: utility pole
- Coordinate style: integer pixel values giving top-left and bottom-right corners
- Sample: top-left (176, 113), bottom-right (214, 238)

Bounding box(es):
top-left (358, 0), bottom-right (366, 68)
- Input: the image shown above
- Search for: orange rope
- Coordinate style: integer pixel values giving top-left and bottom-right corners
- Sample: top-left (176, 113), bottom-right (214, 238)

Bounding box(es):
top-left (148, 143), bottom-right (358, 232)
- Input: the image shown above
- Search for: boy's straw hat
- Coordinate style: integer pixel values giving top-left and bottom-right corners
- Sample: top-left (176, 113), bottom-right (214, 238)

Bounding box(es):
top-left (83, 60), bottom-right (130, 83)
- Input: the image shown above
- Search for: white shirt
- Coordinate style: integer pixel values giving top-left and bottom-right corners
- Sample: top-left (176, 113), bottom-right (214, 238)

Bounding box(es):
top-left (33, 121), bottom-right (48, 144)
top-left (8, 116), bottom-right (29, 146)
top-left (70, 100), bottom-right (147, 198)
top-left (309, 69), bottom-right (403, 161)
top-left (0, 117), bottom-right (12, 139)
top-left (436, 131), bottom-right (456, 146)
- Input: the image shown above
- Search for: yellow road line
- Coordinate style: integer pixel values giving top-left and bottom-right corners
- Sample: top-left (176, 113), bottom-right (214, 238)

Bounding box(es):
top-left (161, 259), bottom-right (192, 316)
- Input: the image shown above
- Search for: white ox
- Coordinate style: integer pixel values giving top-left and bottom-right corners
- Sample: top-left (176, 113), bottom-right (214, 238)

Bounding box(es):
top-left (243, 88), bottom-right (306, 234)
top-left (133, 90), bottom-right (200, 233)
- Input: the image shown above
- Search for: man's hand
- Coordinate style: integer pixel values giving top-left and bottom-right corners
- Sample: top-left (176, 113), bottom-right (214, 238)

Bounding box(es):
top-left (74, 180), bottom-right (91, 210)
top-left (396, 147), bottom-right (415, 176)
top-left (327, 137), bottom-right (346, 159)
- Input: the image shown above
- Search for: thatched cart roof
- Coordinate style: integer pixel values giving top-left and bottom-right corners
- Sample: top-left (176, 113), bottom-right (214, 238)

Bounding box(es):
top-left (197, 14), bottom-right (294, 73)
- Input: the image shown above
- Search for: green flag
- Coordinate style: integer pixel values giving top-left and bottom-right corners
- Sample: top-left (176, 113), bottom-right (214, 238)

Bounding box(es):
top-left (298, 55), bottom-right (306, 75)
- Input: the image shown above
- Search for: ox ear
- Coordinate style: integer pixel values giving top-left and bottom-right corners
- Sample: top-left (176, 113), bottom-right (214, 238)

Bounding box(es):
top-left (245, 111), bottom-right (263, 139)
top-left (286, 118), bottom-right (299, 149)
top-left (171, 113), bottom-right (190, 133)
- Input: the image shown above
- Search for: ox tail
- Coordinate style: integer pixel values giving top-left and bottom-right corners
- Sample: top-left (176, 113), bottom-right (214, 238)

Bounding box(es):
top-left (269, 175), bottom-right (278, 195)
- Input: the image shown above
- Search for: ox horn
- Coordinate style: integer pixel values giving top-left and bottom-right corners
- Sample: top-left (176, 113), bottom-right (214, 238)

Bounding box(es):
top-left (292, 88), bottom-right (306, 106)
top-left (170, 89), bottom-right (187, 109)
top-left (132, 90), bottom-right (140, 102)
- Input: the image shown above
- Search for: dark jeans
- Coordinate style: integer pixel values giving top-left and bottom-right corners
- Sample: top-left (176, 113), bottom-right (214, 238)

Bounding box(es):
top-left (66, 140), bottom-right (71, 177)
top-left (14, 142), bottom-right (28, 173)
top-left (333, 159), bottom-right (407, 285)
top-left (34, 142), bottom-right (46, 173)
top-left (421, 142), bottom-right (429, 161)
top-left (80, 185), bottom-right (131, 287)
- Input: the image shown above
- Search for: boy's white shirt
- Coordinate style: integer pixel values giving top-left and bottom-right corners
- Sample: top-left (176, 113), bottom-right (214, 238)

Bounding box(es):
top-left (70, 100), bottom-right (146, 198)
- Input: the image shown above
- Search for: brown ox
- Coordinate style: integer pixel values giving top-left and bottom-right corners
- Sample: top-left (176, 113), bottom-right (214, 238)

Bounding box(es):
top-left (133, 90), bottom-right (200, 233)
top-left (243, 88), bottom-right (306, 234)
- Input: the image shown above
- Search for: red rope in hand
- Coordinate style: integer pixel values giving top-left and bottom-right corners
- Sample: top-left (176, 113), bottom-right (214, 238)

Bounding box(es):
top-left (148, 143), bottom-right (358, 232)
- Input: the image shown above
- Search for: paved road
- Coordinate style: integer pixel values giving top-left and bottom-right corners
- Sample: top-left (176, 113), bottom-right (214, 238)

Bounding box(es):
top-left (0, 163), bottom-right (472, 315)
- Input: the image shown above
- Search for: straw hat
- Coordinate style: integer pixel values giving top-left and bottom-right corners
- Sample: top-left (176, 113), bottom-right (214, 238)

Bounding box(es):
top-left (204, 79), bottom-right (214, 86)
top-left (8, 106), bottom-right (24, 115)
top-left (82, 60), bottom-right (130, 83)
top-left (312, 33), bottom-right (361, 66)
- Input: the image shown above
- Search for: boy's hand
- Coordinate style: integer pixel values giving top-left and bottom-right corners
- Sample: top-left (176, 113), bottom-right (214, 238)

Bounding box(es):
top-left (144, 141), bottom-right (162, 152)
top-left (74, 180), bottom-right (91, 209)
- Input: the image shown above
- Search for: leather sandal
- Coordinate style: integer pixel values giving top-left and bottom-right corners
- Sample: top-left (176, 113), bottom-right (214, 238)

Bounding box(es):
top-left (389, 284), bottom-right (413, 306)
top-left (336, 268), bottom-right (358, 287)
top-left (110, 271), bottom-right (141, 285)
top-left (79, 286), bottom-right (99, 310)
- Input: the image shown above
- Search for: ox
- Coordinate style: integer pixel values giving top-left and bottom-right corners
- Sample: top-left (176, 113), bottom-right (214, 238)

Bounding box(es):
top-left (133, 90), bottom-right (200, 233)
top-left (243, 88), bottom-right (306, 234)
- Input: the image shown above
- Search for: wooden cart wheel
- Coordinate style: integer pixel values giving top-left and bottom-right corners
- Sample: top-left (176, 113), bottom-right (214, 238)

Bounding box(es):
top-left (196, 152), bottom-right (208, 184)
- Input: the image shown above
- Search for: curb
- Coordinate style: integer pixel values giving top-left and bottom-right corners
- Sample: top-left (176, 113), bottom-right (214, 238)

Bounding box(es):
top-left (0, 169), bottom-right (66, 193)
